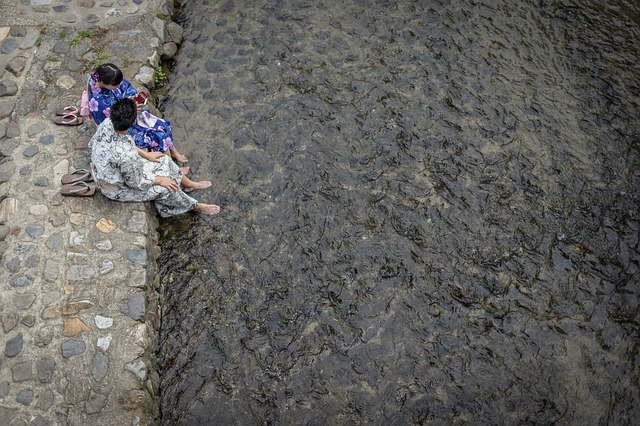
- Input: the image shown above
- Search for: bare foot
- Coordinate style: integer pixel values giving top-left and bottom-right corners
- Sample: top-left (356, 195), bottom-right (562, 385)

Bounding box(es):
top-left (194, 203), bottom-right (220, 215)
top-left (180, 166), bottom-right (190, 175)
top-left (171, 148), bottom-right (188, 163)
top-left (184, 180), bottom-right (212, 193)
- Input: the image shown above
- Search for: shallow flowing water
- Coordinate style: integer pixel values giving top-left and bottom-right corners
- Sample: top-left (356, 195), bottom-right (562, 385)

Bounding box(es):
top-left (156, 0), bottom-right (640, 424)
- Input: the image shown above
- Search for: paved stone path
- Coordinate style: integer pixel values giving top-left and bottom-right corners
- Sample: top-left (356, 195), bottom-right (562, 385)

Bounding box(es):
top-left (0, 1), bottom-right (185, 424)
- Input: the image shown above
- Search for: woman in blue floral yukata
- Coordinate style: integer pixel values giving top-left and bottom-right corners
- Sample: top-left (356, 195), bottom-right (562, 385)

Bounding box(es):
top-left (88, 63), bottom-right (189, 163)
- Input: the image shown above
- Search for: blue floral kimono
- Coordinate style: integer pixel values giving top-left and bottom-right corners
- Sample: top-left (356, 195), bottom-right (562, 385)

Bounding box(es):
top-left (87, 72), bottom-right (175, 153)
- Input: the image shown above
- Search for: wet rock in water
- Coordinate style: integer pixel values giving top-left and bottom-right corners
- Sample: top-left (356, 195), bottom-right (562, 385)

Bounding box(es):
top-left (156, 0), bottom-right (640, 423)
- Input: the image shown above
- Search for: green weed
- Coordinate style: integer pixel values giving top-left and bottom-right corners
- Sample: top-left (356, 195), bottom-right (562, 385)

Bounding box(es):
top-left (90, 50), bottom-right (109, 69)
top-left (154, 66), bottom-right (167, 87)
top-left (70, 30), bottom-right (93, 47)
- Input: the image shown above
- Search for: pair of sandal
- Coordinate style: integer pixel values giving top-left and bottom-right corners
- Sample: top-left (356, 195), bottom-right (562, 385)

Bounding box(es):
top-left (53, 105), bottom-right (84, 126)
top-left (59, 168), bottom-right (96, 197)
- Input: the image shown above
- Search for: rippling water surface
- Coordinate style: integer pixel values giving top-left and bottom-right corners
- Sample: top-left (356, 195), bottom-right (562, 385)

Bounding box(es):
top-left (156, 0), bottom-right (640, 424)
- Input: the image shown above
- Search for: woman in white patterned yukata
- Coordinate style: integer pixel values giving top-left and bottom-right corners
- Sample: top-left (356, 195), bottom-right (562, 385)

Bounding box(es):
top-left (89, 98), bottom-right (220, 217)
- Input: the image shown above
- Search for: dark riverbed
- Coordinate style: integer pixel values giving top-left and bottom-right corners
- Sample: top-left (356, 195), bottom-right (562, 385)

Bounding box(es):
top-left (157, 0), bottom-right (640, 424)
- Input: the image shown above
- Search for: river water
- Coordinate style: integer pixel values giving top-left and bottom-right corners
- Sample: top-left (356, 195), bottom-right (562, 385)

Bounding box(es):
top-left (155, 0), bottom-right (640, 424)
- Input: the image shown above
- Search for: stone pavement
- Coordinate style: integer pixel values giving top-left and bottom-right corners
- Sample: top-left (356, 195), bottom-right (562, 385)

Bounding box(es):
top-left (0, 1), bottom-right (187, 424)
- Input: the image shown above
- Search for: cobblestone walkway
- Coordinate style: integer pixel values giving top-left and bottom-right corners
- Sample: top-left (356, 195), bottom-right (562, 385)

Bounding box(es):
top-left (0, 1), bottom-right (184, 424)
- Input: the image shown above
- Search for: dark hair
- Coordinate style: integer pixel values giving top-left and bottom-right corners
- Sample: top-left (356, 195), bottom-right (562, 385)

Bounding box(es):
top-left (96, 63), bottom-right (123, 86)
top-left (111, 98), bottom-right (137, 131)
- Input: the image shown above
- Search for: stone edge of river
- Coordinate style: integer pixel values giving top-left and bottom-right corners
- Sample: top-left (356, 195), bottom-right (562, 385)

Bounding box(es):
top-left (0, 0), bottom-right (185, 425)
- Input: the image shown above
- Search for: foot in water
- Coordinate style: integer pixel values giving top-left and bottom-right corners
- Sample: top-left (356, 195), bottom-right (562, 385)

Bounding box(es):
top-left (184, 180), bottom-right (212, 193)
top-left (171, 148), bottom-right (188, 163)
top-left (195, 203), bottom-right (220, 215)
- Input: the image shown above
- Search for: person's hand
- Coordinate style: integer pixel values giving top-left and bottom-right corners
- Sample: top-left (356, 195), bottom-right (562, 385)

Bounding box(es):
top-left (145, 151), bottom-right (165, 163)
top-left (154, 176), bottom-right (179, 192)
top-left (129, 95), bottom-right (145, 112)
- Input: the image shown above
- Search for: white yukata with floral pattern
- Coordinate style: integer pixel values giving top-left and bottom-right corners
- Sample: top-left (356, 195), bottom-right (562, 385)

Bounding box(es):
top-left (89, 118), bottom-right (197, 217)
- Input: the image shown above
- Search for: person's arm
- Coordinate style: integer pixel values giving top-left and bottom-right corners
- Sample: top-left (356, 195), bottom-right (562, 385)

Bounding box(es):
top-left (125, 149), bottom-right (176, 192)
top-left (120, 79), bottom-right (139, 98)
top-left (119, 80), bottom-right (146, 113)
top-left (135, 147), bottom-right (165, 163)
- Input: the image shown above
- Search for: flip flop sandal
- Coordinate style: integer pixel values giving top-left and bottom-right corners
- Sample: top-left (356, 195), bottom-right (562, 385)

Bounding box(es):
top-left (61, 168), bottom-right (94, 184)
top-left (55, 105), bottom-right (80, 116)
top-left (53, 113), bottom-right (83, 126)
top-left (59, 181), bottom-right (96, 197)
